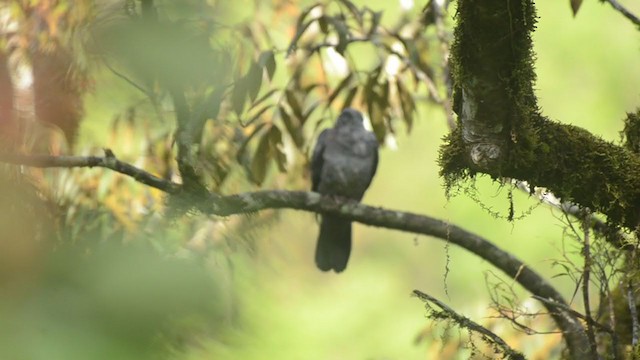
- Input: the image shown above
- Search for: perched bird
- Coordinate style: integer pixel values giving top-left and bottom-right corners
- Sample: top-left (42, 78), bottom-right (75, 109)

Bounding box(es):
top-left (311, 108), bottom-right (379, 272)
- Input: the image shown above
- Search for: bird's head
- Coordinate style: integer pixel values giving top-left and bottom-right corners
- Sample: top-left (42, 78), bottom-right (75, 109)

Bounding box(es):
top-left (336, 108), bottom-right (364, 128)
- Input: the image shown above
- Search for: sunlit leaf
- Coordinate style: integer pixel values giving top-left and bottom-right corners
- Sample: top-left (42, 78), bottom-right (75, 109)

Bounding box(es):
top-left (303, 101), bottom-right (320, 119)
top-left (243, 104), bottom-right (274, 127)
top-left (251, 88), bottom-right (279, 110)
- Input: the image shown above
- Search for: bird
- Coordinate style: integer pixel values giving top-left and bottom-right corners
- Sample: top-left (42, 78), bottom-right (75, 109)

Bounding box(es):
top-left (310, 108), bottom-right (379, 272)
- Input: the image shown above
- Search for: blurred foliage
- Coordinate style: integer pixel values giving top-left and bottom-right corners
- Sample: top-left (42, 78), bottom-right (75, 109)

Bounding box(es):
top-left (83, 0), bottom-right (448, 190)
top-left (0, 0), bottom-right (639, 359)
top-left (0, 173), bottom-right (228, 360)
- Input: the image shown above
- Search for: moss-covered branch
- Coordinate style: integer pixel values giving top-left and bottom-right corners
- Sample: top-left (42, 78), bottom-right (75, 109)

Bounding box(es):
top-left (442, 0), bottom-right (640, 231)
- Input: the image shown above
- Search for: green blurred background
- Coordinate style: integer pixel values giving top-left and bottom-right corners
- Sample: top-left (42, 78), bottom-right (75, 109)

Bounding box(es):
top-left (4, 0), bottom-right (640, 359)
top-left (174, 1), bottom-right (639, 358)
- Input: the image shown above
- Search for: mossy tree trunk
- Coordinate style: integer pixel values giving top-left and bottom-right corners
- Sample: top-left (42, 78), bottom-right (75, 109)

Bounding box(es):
top-left (440, 0), bottom-right (640, 231)
top-left (436, 0), bottom-right (640, 357)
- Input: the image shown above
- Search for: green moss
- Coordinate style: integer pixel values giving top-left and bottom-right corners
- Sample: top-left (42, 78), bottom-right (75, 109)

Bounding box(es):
top-left (440, 0), bottom-right (640, 230)
top-left (623, 109), bottom-right (640, 154)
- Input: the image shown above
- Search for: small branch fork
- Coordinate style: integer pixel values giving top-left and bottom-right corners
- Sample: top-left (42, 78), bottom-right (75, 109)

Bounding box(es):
top-left (1, 152), bottom-right (589, 356)
top-left (413, 290), bottom-right (526, 360)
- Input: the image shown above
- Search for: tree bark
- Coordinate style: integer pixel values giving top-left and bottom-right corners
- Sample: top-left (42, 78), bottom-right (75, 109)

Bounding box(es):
top-left (440, 0), bottom-right (640, 232)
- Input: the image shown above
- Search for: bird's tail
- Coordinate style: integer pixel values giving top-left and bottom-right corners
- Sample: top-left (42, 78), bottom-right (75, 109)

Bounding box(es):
top-left (315, 215), bottom-right (352, 272)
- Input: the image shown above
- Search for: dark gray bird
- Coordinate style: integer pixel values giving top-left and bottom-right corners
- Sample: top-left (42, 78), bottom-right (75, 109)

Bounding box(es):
top-left (311, 108), bottom-right (379, 272)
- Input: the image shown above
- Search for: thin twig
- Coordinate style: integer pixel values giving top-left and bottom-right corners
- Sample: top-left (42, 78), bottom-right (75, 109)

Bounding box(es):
top-left (602, 0), bottom-right (640, 27)
top-left (413, 290), bottom-right (526, 360)
top-left (102, 59), bottom-right (152, 98)
top-left (628, 276), bottom-right (640, 346)
top-left (532, 295), bottom-right (613, 334)
top-left (514, 180), bottom-right (632, 249)
top-left (581, 212), bottom-right (599, 359)
top-left (603, 268), bottom-right (622, 359)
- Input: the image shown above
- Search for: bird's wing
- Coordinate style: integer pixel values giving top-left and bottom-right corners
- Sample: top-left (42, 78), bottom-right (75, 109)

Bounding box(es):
top-left (311, 129), bottom-right (330, 192)
top-left (364, 134), bottom-right (379, 189)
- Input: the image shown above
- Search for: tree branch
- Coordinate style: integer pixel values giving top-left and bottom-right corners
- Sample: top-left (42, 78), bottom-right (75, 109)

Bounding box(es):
top-left (531, 295), bottom-right (613, 334)
top-left (602, 0), bottom-right (640, 27)
top-left (0, 152), bottom-right (179, 193)
top-left (2, 152), bottom-right (588, 356)
top-left (442, 0), bottom-right (640, 232)
top-left (413, 290), bottom-right (526, 360)
top-left (581, 215), bottom-right (599, 358)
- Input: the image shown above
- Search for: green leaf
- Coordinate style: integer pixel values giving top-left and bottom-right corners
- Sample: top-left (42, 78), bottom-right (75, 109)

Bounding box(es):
top-left (236, 122), bottom-right (268, 163)
top-left (397, 80), bottom-right (416, 132)
top-left (342, 85), bottom-right (359, 109)
top-left (328, 73), bottom-right (353, 107)
top-left (570, 0), bottom-right (583, 16)
top-left (318, 16), bottom-right (330, 34)
top-left (251, 88), bottom-right (279, 110)
top-left (367, 90), bottom-right (386, 142)
top-left (287, 4), bottom-right (321, 55)
top-left (258, 50), bottom-right (277, 80)
top-left (204, 87), bottom-right (224, 120)
top-left (363, 65), bottom-right (382, 103)
top-left (330, 16), bottom-right (350, 55)
top-left (246, 61), bottom-right (263, 103)
top-left (268, 126), bottom-right (287, 172)
top-left (368, 11), bottom-right (382, 36)
top-left (285, 90), bottom-right (305, 123)
top-left (243, 104), bottom-right (274, 127)
top-left (231, 77), bottom-right (248, 115)
top-left (337, 0), bottom-right (362, 25)
top-left (279, 105), bottom-right (304, 149)
top-left (250, 128), bottom-right (271, 185)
